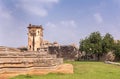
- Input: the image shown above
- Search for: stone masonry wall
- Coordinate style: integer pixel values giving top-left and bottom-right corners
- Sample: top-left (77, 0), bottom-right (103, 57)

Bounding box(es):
top-left (48, 45), bottom-right (80, 61)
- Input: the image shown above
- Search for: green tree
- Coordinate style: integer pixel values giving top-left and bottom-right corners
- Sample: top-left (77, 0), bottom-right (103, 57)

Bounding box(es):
top-left (79, 32), bottom-right (120, 61)
top-left (88, 32), bottom-right (102, 60)
top-left (79, 38), bottom-right (90, 53)
top-left (102, 33), bottom-right (114, 53)
top-left (79, 37), bottom-right (91, 60)
top-left (79, 31), bottom-right (102, 61)
top-left (113, 40), bottom-right (120, 60)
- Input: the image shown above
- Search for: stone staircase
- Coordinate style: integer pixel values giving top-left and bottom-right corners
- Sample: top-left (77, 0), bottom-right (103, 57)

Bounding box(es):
top-left (0, 51), bottom-right (63, 73)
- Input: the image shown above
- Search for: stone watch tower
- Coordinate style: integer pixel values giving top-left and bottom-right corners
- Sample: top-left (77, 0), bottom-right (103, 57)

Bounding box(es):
top-left (28, 24), bottom-right (43, 51)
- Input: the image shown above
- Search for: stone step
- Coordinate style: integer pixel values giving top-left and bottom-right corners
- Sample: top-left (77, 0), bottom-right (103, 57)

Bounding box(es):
top-left (0, 55), bottom-right (56, 58)
top-left (0, 58), bottom-right (63, 68)
top-left (0, 46), bottom-right (20, 52)
top-left (0, 53), bottom-right (57, 58)
top-left (0, 58), bottom-right (61, 63)
top-left (0, 51), bottom-right (63, 73)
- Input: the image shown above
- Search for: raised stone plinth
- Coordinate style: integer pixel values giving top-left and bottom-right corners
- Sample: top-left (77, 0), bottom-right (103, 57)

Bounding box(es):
top-left (0, 64), bottom-right (73, 79)
top-left (0, 51), bottom-right (74, 79)
top-left (0, 46), bottom-right (20, 52)
top-left (0, 51), bottom-right (63, 73)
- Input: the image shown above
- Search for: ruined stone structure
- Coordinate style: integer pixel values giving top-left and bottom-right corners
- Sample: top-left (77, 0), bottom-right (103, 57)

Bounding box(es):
top-left (48, 45), bottom-right (80, 61)
top-left (0, 24), bottom-right (80, 62)
top-left (28, 24), bottom-right (58, 52)
top-left (0, 51), bottom-right (63, 73)
top-left (28, 24), bottom-right (44, 51)
top-left (27, 24), bottom-right (80, 61)
top-left (0, 24), bottom-right (66, 75)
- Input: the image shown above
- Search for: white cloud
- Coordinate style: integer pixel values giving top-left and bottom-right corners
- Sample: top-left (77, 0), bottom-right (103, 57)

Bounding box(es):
top-left (0, 1), bottom-right (13, 31)
top-left (17, 0), bottom-right (59, 17)
top-left (46, 22), bottom-right (57, 28)
top-left (60, 20), bottom-right (77, 27)
top-left (44, 20), bottom-right (79, 45)
top-left (0, 1), bottom-right (28, 47)
top-left (0, 1), bottom-right (14, 46)
top-left (94, 13), bottom-right (103, 24)
top-left (0, 1), bottom-right (13, 21)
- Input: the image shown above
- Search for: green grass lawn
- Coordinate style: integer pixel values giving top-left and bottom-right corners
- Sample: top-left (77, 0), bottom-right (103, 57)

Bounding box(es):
top-left (10, 61), bottom-right (120, 79)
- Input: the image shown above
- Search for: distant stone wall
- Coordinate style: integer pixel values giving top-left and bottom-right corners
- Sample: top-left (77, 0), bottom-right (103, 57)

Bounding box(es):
top-left (48, 45), bottom-right (80, 61)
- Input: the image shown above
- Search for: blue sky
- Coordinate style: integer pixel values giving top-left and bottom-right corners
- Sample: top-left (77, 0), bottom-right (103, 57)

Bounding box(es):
top-left (0, 0), bottom-right (120, 47)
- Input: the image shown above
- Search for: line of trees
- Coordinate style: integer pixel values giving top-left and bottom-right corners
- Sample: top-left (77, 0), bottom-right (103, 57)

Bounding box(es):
top-left (79, 31), bottom-right (120, 61)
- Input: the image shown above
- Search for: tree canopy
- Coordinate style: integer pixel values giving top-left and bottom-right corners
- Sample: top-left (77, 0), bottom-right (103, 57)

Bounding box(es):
top-left (102, 33), bottom-right (114, 53)
top-left (113, 40), bottom-right (120, 60)
top-left (79, 31), bottom-right (120, 61)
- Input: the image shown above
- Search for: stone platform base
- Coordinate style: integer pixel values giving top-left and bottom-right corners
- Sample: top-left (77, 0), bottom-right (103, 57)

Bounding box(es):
top-left (0, 64), bottom-right (73, 79)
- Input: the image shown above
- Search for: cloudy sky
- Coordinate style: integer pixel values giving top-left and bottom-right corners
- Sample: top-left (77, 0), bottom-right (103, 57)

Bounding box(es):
top-left (0, 0), bottom-right (120, 47)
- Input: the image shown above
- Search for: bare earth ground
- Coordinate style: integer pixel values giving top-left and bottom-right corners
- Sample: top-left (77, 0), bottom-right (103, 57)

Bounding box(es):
top-left (0, 64), bottom-right (73, 79)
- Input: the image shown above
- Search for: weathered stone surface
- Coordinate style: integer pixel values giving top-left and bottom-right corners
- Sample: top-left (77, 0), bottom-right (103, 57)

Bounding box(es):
top-left (0, 51), bottom-right (63, 73)
top-left (27, 24), bottom-right (61, 52)
top-left (0, 46), bottom-right (20, 52)
top-left (54, 64), bottom-right (73, 74)
top-left (48, 45), bottom-right (80, 60)
top-left (105, 52), bottom-right (115, 61)
top-left (0, 64), bottom-right (73, 79)
top-left (105, 61), bottom-right (120, 66)
top-left (28, 24), bottom-right (44, 51)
